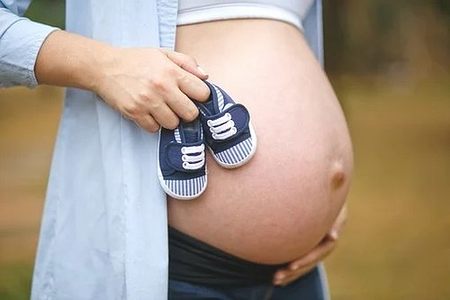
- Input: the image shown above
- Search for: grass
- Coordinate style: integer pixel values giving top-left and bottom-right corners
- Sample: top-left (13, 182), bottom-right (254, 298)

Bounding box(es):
top-left (0, 77), bottom-right (449, 299)
top-left (0, 264), bottom-right (34, 300)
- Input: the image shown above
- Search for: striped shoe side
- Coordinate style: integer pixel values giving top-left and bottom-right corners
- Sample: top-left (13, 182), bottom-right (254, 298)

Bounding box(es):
top-left (164, 175), bottom-right (207, 200)
top-left (213, 137), bottom-right (255, 168)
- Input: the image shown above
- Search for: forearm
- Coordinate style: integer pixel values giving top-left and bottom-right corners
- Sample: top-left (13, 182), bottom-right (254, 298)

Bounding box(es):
top-left (35, 30), bottom-right (113, 92)
top-left (33, 28), bottom-right (211, 132)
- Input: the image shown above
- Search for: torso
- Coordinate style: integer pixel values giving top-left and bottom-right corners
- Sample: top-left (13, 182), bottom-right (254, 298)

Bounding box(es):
top-left (169, 19), bottom-right (353, 264)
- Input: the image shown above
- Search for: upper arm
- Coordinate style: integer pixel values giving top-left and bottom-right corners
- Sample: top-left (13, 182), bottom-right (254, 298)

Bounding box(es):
top-left (0, 0), bottom-right (32, 16)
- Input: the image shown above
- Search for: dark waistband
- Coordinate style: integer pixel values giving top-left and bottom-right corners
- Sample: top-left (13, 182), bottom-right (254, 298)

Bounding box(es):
top-left (168, 226), bottom-right (288, 286)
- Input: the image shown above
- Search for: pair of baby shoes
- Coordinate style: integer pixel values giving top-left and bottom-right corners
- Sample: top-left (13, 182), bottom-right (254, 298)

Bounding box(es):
top-left (157, 81), bottom-right (257, 200)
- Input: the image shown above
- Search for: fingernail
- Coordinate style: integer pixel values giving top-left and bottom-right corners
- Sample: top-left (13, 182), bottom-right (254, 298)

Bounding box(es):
top-left (290, 264), bottom-right (299, 271)
top-left (330, 229), bottom-right (339, 240)
top-left (275, 274), bottom-right (285, 281)
top-left (197, 65), bottom-right (208, 76)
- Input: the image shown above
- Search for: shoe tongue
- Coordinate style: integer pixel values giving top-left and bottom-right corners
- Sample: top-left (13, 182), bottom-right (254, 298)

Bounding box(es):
top-left (180, 121), bottom-right (199, 143)
top-left (203, 99), bottom-right (217, 113)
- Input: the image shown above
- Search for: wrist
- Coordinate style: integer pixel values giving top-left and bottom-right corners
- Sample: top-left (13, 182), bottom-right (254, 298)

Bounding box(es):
top-left (78, 42), bottom-right (117, 93)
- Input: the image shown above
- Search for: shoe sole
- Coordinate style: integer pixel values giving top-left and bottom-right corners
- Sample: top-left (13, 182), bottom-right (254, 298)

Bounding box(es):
top-left (157, 130), bottom-right (208, 200)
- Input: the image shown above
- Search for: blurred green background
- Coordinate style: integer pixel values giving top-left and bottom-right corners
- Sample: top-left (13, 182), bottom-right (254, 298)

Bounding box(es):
top-left (1, 1), bottom-right (449, 299)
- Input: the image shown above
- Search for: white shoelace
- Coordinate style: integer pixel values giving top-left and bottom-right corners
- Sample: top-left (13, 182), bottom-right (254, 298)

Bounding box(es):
top-left (207, 113), bottom-right (237, 140)
top-left (181, 144), bottom-right (205, 170)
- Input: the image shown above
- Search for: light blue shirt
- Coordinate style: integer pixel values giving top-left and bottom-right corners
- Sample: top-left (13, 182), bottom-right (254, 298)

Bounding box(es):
top-left (0, 1), bottom-right (322, 299)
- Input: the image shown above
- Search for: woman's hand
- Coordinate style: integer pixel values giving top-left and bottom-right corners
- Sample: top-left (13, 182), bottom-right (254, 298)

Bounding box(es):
top-left (272, 204), bottom-right (348, 286)
top-left (95, 47), bottom-right (210, 132)
top-left (35, 31), bottom-right (210, 132)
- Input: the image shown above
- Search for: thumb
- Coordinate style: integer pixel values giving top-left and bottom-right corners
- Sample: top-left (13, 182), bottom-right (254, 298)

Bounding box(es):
top-left (328, 204), bottom-right (348, 241)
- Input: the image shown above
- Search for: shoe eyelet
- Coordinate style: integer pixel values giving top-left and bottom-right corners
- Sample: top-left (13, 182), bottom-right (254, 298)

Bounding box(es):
top-left (181, 147), bottom-right (187, 154)
top-left (182, 155), bottom-right (188, 162)
top-left (182, 162), bottom-right (189, 169)
top-left (225, 113), bottom-right (231, 119)
top-left (207, 120), bottom-right (213, 127)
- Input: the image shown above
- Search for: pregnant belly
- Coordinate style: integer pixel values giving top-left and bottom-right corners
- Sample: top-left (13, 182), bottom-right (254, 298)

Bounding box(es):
top-left (168, 19), bottom-right (353, 264)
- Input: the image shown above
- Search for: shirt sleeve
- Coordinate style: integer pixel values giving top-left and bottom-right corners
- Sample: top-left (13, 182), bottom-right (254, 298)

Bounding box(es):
top-left (0, 0), bottom-right (60, 88)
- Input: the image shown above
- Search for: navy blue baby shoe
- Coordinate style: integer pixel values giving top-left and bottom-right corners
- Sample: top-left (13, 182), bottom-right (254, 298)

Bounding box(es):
top-left (196, 81), bottom-right (257, 168)
top-left (158, 120), bottom-right (207, 200)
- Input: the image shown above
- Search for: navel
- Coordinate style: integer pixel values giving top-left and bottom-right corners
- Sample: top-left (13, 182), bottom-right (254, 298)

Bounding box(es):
top-left (330, 159), bottom-right (346, 189)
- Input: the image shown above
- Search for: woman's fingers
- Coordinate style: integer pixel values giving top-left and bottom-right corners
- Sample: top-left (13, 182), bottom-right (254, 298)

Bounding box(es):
top-left (165, 90), bottom-right (200, 122)
top-left (176, 68), bottom-right (211, 103)
top-left (275, 264), bottom-right (317, 286)
top-left (329, 204), bottom-right (348, 239)
top-left (95, 47), bottom-right (212, 132)
top-left (271, 205), bottom-right (348, 287)
top-left (272, 236), bottom-right (337, 286)
top-left (162, 49), bottom-right (209, 79)
top-left (147, 101), bottom-right (180, 130)
top-left (161, 49), bottom-right (210, 102)
top-left (134, 114), bottom-right (160, 133)
top-left (290, 236), bottom-right (336, 270)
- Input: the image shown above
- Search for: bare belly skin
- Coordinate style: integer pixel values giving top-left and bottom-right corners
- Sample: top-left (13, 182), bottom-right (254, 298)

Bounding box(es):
top-left (168, 19), bottom-right (353, 264)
